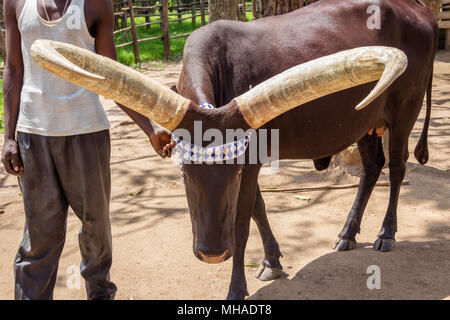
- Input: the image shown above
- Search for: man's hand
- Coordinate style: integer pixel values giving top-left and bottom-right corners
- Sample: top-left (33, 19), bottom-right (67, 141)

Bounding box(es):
top-left (3, 0), bottom-right (25, 177)
top-left (2, 138), bottom-right (24, 176)
top-left (149, 127), bottom-right (176, 158)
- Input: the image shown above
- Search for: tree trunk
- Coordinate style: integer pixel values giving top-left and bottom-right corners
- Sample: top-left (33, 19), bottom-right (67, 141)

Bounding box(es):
top-left (260, 0), bottom-right (312, 17)
top-left (208, 0), bottom-right (238, 23)
top-left (260, 0), bottom-right (289, 16)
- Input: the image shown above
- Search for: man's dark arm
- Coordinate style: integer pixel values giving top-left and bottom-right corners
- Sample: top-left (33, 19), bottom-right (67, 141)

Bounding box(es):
top-left (1, 0), bottom-right (24, 176)
top-left (93, 0), bottom-right (174, 158)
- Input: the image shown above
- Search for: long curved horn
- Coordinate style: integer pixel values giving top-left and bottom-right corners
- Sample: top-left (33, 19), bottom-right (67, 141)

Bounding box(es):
top-left (31, 39), bottom-right (192, 131)
top-left (234, 46), bottom-right (408, 129)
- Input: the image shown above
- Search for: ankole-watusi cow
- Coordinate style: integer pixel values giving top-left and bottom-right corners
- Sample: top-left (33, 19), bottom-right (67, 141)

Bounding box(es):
top-left (31, 0), bottom-right (437, 300)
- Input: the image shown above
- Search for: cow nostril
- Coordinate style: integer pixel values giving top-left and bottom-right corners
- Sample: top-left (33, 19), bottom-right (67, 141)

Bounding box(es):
top-left (197, 249), bottom-right (230, 264)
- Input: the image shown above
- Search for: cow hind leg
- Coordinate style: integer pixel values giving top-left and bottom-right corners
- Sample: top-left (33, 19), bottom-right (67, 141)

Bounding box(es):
top-left (373, 129), bottom-right (409, 252)
top-left (335, 134), bottom-right (385, 251)
top-left (252, 186), bottom-right (283, 281)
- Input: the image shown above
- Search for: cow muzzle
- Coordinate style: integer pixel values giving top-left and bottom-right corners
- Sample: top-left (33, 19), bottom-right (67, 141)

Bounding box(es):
top-left (197, 249), bottom-right (231, 264)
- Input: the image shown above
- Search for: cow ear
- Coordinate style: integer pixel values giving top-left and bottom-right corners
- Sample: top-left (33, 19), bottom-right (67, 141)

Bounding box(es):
top-left (170, 85), bottom-right (178, 93)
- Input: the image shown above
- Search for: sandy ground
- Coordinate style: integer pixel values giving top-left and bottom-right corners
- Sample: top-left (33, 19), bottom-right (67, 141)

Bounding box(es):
top-left (0, 52), bottom-right (448, 300)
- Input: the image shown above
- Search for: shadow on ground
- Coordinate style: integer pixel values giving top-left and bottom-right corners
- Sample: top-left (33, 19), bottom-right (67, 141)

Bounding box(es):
top-left (249, 238), bottom-right (450, 300)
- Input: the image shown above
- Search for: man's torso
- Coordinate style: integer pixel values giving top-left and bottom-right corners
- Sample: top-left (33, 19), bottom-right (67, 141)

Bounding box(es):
top-left (15, 0), bottom-right (110, 136)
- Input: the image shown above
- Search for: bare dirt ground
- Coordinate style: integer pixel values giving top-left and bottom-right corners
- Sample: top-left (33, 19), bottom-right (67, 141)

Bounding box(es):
top-left (0, 52), bottom-right (448, 300)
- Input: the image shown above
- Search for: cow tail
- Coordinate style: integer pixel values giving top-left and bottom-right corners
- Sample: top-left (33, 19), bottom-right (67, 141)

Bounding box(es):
top-left (414, 66), bottom-right (433, 165)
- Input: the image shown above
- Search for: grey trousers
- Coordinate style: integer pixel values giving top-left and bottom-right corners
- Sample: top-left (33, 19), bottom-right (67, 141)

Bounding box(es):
top-left (14, 130), bottom-right (117, 300)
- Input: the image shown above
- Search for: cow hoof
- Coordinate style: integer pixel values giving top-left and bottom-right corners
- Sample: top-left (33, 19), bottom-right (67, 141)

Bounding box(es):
top-left (373, 238), bottom-right (395, 252)
top-left (255, 264), bottom-right (283, 281)
top-left (334, 238), bottom-right (356, 251)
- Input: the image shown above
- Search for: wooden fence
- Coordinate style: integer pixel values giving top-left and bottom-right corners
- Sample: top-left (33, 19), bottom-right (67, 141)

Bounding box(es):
top-left (0, 0), bottom-right (449, 63)
top-left (113, 0), bottom-right (257, 63)
top-left (438, 0), bottom-right (450, 48)
top-left (0, 1), bottom-right (321, 63)
top-left (113, 0), bottom-right (209, 63)
top-left (113, 0), bottom-right (321, 63)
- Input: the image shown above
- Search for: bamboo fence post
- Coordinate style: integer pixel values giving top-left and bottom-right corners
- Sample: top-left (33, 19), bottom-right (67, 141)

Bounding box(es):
top-left (200, 0), bottom-right (206, 25)
top-left (236, 1), bottom-right (242, 21)
top-left (191, 3), bottom-right (196, 28)
top-left (113, 1), bottom-right (119, 29)
top-left (144, 0), bottom-right (151, 30)
top-left (0, 29), bottom-right (6, 61)
top-left (127, 0), bottom-right (141, 65)
top-left (252, 0), bottom-right (257, 19)
top-left (162, 0), bottom-right (171, 59)
top-left (441, 0), bottom-right (450, 49)
top-left (177, 0), bottom-right (182, 24)
top-left (123, 3), bottom-right (129, 28)
top-left (159, 5), bottom-right (163, 29)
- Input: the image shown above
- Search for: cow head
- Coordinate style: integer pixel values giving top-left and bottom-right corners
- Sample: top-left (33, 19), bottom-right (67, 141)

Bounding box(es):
top-left (183, 163), bottom-right (242, 262)
top-left (31, 40), bottom-right (407, 264)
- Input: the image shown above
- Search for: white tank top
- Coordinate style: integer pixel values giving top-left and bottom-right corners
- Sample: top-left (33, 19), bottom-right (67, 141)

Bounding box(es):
top-left (17, 0), bottom-right (110, 136)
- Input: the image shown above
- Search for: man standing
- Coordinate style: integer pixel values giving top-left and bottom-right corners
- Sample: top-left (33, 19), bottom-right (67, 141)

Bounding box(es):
top-left (2, 0), bottom-right (172, 300)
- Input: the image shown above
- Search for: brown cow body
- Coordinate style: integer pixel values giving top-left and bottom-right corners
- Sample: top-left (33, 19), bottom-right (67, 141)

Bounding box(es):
top-left (174, 0), bottom-right (437, 299)
top-left (180, 0), bottom-right (435, 159)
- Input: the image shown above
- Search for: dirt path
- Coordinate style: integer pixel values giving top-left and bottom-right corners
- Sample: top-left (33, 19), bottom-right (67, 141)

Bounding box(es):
top-left (0, 52), bottom-right (448, 300)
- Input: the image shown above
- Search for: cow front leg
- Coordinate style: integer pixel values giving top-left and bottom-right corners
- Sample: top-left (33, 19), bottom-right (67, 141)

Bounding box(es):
top-left (227, 212), bottom-right (251, 300)
top-left (335, 134), bottom-right (385, 251)
top-left (226, 166), bottom-right (259, 300)
top-left (373, 133), bottom-right (409, 252)
top-left (252, 186), bottom-right (283, 281)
